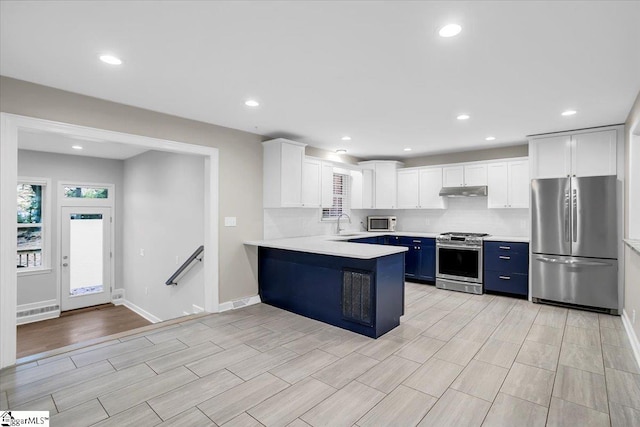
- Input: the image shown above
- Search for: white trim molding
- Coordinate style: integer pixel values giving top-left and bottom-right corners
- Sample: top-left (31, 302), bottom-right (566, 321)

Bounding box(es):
top-left (0, 112), bottom-right (220, 368)
top-left (622, 309), bottom-right (640, 369)
top-left (122, 299), bottom-right (162, 324)
top-left (218, 295), bottom-right (261, 312)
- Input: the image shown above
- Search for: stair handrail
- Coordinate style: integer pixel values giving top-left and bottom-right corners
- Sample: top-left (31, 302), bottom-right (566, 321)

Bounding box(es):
top-left (165, 245), bottom-right (204, 286)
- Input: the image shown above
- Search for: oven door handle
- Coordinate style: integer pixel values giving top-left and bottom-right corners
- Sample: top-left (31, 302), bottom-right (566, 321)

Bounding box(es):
top-left (436, 243), bottom-right (481, 250)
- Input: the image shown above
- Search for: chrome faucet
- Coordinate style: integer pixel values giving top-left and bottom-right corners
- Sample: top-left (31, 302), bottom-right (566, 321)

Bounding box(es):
top-left (337, 213), bottom-right (351, 234)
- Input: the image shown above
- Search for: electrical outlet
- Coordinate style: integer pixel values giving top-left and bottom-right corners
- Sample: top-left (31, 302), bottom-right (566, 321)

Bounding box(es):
top-left (633, 310), bottom-right (636, 324)
top-left (139, 248), bottom-right (145, 257)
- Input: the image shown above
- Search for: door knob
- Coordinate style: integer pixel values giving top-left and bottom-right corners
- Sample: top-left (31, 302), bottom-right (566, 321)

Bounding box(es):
top-left (62, 263), bottom-right (68, 267)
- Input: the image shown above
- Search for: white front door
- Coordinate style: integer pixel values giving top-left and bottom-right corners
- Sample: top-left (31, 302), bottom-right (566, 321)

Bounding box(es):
top-left (60, 206), bottom-right (112, 311)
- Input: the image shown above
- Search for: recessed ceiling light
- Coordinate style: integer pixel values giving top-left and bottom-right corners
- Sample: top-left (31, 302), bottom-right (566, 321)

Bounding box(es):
top-left (245, 99), bottom-right (260, 107)
top-left (341, 136), bottom-right (352, 141)
top-left (336, 149), bottom-right (347, 154)
top-left (404, 148), bottom-right (412, 152)
top-left (99, 55), bottom-right (122, 65)
top-left (561, 110), bottom-right (577, 116)
top-left (485, 136), bottom-right (496, 141)
top-left (457, 114), bottom-right (470, 120)
top-left (71, 145), bottom-right (83, 150)
top-left (439, 23), bottom-right (462, 38)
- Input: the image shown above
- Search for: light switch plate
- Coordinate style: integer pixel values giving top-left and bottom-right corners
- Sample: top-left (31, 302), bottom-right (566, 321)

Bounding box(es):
top-left (224, 217), bottom-right (237, 227)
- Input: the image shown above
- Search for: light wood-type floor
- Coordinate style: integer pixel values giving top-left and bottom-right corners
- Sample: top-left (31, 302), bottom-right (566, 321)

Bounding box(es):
top-left (2, 283), bottom-right (640, 426)
top-left (16, 304), bottom-right (151, 359)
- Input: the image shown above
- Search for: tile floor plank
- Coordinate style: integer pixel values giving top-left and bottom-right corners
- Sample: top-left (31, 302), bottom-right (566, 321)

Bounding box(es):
top-left (269, 349), bottom-right (338, 384)
top-left (418, 388), bottom-right (491, 427)
top-left (52, 363), bottom-right (157, 411)
top-left (403, 357), bottom-right (464, 398)
top-left (500, 362), bottom-right (555, 407)
top-left (357, 385), bottom-right (436, 427)
top-left (91, 402), bottom-right (162, 427)
top-left (546, 397), bottom-right (609, 427)
top-left (154, 407), bottom-right (216, 427)
top-left (516, 341), bottom-right (560, 372)
top-left (99, 366), bottom-right (198, 416)
top-left (482, 393), bottom-right (547, 427)
top-left (247, 377), bottom-right (336, 427)
top-left (394, 335), bottom-right (446, 364)
top-left (197, 372), bottom-right (289, 425)
top-left (186, 344), bottom-right (260, 378)
top-left (552, 365), bottom-right (608, 413)
top-left (146, 341), bottom-right (224, 374)
top-left (312, 352), bottom-right (379, 389)
top-left (451, 359), bottom-right (509, 402)
top-left (49, 398), bottom-right (108, 427)
top-left (147, 368), bottom-right (244, 420)
top-left (356, 355), bottom-right (420, 393)
top-left (301, 380), bottom-right (385, 427)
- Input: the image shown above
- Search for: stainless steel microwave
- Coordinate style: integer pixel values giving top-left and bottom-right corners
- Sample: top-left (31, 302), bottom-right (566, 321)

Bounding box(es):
top-left (367, 216), bottom-right (397, 232)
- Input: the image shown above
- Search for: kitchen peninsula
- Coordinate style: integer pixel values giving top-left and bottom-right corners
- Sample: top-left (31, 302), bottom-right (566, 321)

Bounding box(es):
top-left (245, 235), bottom-right (407, 338)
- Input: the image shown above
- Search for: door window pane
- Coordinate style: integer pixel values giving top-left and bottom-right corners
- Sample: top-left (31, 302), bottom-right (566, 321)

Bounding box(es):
top-left (69, 214), bottom-right (104, 296)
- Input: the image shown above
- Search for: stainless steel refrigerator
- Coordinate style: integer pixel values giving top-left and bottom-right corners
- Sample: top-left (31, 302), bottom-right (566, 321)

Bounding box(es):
top-left (531, 176), bottom-right (619, 314)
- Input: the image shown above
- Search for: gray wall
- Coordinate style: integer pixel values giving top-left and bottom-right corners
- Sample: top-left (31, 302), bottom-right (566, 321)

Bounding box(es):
top-left (17, 149), bottom-right (125, 306)
top-left (624, 91), bottom-right (640, 343)
top-left (402, 144), bottom-right (528, 168)
top-left (122, 151), bottom-right (204, 320)
top-left (2, 76), bottom-right (264, 304)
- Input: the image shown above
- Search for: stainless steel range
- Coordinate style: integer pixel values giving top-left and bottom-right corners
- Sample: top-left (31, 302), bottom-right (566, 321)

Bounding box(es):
top-left (436, 232), bottom-right (489, 295)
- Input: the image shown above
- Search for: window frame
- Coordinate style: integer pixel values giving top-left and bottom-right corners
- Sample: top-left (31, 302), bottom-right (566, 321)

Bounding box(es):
top-left (17, 177), bottom-right (52, 276)
top-left (321, 172), bottom-right (351, 221)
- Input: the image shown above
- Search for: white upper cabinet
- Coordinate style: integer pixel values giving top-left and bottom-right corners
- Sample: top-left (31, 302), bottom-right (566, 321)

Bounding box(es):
top-left (302, 158), bottom-right (321, 208)
top-left (442, 166), bottom-right (464, 187)
top-left (350, 169), bottom-right (374, 209)
top-left (572, 130), bottom-right (617, 177)
top-left (443, 163), bottom-right (487, 187)
top-left (529, 135), bottom-right (572, 178)
top-left (530, 129), bottom-right (617, 179)
top-left (488, 159), bottom-right (529, 209)
top-left (263, 139), bottom-right (306, 208)
top-left (464, 164), bottom-right (488, 186)
top-left (419, 167), bottom-right (447, 209)
top-left (396, 167), bottom-right (447, 209)
top-left (321, 162), bottom-right (334, 208)
top-left (397, 169), bottom-right (419, 208)
top-left (359, 161), bottom-right (404, 209)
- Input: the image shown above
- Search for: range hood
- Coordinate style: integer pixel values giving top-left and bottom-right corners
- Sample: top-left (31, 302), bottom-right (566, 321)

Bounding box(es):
top-left (438, 186), bottom-right (488, 197)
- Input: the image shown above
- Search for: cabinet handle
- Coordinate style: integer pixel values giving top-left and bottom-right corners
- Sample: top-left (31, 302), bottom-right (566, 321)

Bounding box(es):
top-left (499, 256), bottom-right (511, 260)
top-left (413, 240), bottom-right (421, 243)
top-left (499, 246), bottom-right (511, 250)
top-left (499, 276), bottom-right (511, 280)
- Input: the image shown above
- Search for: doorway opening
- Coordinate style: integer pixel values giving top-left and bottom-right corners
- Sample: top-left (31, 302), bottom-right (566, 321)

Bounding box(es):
top-left (1, 113), bottom-right (220, 368)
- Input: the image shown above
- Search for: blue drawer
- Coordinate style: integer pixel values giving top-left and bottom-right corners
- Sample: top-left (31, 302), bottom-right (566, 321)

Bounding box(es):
top-left (484, 271), bottom-right (528, 296)
top-left (398, 236), bottom-right (435, 246)
top-left (484, 251), bottom-right (528, 274)
top-left (484, 241), bottom-right (529, 256)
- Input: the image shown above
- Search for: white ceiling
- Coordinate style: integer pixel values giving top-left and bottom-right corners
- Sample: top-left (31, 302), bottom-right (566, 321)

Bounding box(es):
top-left (1, 1), bottom-right (639, 159)
top-left (18, 129), bottom-right (149, 160)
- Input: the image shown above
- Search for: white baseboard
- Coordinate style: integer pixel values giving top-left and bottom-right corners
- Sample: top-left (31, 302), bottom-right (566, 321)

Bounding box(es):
top-left (123, 299), bottom-right (162, 323)
top-left (16, 299), bottom-right (60, 325)
top-left (218, 295), bottom-right (261, 312)
top-left (622, 309), bottom-right (640, 368)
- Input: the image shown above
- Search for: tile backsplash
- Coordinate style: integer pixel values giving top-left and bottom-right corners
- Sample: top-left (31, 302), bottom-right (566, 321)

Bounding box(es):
top-left (264, 208), bottom-right (368, 239)
top-left (366, 197), bottom-right (530, 237)
top-left (264, 197), bottom-right (529, 239)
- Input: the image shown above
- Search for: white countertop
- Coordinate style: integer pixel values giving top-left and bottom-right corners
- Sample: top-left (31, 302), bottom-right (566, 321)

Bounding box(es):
top-left (624, 239), bottom-right (640, 255)
top-left (245, 231), bottom-right (529, 259)
top-left (244, 234), bottom-right (407, 259)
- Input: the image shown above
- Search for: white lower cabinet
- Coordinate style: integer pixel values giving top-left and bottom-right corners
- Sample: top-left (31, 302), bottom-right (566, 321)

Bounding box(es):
top-left (487, 159), bottom-right (529, 209)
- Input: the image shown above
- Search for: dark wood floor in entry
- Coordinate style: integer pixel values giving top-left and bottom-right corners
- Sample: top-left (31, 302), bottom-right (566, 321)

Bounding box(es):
top-left (17, 304), bottom-right (151, 359)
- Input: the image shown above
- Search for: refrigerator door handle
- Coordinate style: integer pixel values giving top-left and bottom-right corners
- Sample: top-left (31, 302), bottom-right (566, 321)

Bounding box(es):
top-left (536, 256), bottom-right (613, 267)
top-left (572, 188), bottom-right (578, 243)
top-left (564, 190), bottom-right (571, 242)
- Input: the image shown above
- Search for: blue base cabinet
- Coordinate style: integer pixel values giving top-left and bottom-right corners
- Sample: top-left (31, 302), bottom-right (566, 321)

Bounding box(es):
top-left (484, 241), bottom-right (529, 297)
top-left (380, 236), bottom-right (435, 283)
top-left (258, 247), bottom-right (405, 338)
